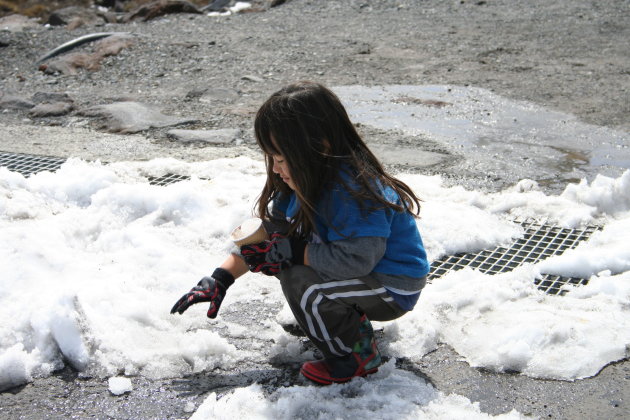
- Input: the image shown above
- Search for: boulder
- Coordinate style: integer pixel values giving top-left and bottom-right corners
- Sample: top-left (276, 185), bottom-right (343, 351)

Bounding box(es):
top-left (81, 101), bottom-right (197, 133)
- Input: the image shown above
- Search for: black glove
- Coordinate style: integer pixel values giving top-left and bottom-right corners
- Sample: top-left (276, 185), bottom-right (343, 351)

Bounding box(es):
top-left (240, 233), bottom-right (307, 276)
top-left (170, 268), bottom-right (235, 318)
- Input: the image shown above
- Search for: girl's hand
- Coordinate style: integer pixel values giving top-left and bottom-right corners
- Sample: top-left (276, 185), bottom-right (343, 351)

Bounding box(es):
top-left (170, 268), bottom-right (235, 318)
top-left (240, 233), bottom-right (306, 275)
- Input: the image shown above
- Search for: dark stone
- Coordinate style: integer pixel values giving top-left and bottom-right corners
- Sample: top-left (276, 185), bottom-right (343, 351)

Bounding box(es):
top-left (0, 95), bottom-right (35, 110)
top-left (185, 88), bottom-right (208, 100)
top-left (270, 0), bottom-right (289, 7)
top-left (204, 0), bottom-right (231, 12)
top-left (95, 0), bottom-right (125, 12)
top-left (124, 0), bottom-right (202, 22)
top-left (32, 92), bottom-right (74, 104)
top-left (47, 6), bottom-right (107, 26)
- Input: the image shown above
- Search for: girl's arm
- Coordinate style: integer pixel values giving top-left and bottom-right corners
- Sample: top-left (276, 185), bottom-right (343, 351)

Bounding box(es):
top-left (219, 253), bottom-right (250, 279)
top-left (306, 237), bottom-right (387, 281)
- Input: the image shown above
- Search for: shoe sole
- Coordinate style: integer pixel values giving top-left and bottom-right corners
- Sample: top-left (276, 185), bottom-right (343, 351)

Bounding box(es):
top-left (300, 365), bottom-right (378, 385)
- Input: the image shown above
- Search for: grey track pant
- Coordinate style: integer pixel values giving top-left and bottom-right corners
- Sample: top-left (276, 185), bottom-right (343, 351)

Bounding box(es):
top-left (277, 265), bottom-right (407, 358)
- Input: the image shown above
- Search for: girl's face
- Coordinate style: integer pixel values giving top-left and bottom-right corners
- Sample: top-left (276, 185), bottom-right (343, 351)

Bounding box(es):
top-left (271, 154), bottom-right (296, 190)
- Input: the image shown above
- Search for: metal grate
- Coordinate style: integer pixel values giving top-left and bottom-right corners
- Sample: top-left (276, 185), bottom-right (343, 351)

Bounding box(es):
top-left (0, 151), bottom-right (65, 176)
top-left (147, 173), bottom-right (192, 186)
top-left (0, 151), bottom-right (191, 186)
top-left (533, 274), bottom-right (590, 296)
top-left (428, 219), bottom-right (601, 295)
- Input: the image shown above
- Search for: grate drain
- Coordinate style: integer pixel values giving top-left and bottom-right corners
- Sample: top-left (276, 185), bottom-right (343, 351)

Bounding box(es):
top-left (146, 173), bottom-right (192, 186)
top-left (428, 219), bottom-right (600, 295)
top-left (2, 151), bottom-right (600, 295)
top-left (0, 151), bottom-right (65, 176)
top-left (0, 151), bottom-right (191, 186)
top-left (533, 274), bottom-right (589, 296)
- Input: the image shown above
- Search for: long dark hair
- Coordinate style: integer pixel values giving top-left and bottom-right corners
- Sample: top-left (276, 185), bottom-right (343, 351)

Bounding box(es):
top-left (254, 81), bottom-right (421, 237)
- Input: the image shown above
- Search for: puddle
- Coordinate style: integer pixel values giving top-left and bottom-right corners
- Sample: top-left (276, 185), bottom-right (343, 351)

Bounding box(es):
top-left (335, 85), bottom-right (630, 190)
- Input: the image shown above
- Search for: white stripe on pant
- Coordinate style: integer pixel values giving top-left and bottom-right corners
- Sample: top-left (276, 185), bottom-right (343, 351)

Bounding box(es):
top-left (278, 265), bottom-right (406, 358)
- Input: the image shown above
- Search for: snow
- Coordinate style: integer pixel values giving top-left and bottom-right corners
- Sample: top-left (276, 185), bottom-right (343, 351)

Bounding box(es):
top-left (190, 361), bottom-right (522, 420)
top-left (206, 2), bottom-right (252, 16)
top-left (108, 376), bottom-right (133, 395)
top-left (1, 86), bottom-right (629, 417)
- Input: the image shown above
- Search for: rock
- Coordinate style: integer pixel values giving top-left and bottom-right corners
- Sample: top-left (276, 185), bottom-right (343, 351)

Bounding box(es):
top-left (40, 53), bottom-right (99, 75)
top-left (203, 0), bottom-right (231, 12)
top-left (167, 128), bottom-right (243, 144)
top-left (47, 6), bottom-right (107, 27)
top-left (38, 34), bottom-right (134, 75)
top-left (270, 0), bottom-right (289, 7)
top-left (0, 95), bottom-right (35, 110)
top-left (198, 87), bottom-right (240, 103)
top-left (95, 0), bottom-right (125, 12)
top-left (32, 92), bottom-right (74, 104)
top-left (80, 101), bottom-right (198, 133)
top-left (24, 91), bottom-right (75, 117)
top-left (367, 143), bottom-right (451, 168)
top-left (29, 102), bottom-right (74, 117)
top-left (241, 75), bottom-right (264, 82)
top-left (0, 14), bottom-right (40, 32)
top-left (124, 0), bottom-right (203, 22)
top-left (185, 87), bottom-right (239, 103)
top-left (184, 88), bottom-right (207, 100)
top-left (37, 32), bottom-right (129, 64)
top-left (94, 34), bottom-right (134, 56)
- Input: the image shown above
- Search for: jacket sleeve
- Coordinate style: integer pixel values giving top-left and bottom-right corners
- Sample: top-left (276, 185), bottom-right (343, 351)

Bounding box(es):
top-left (307, 236), bottom-right (387, 281)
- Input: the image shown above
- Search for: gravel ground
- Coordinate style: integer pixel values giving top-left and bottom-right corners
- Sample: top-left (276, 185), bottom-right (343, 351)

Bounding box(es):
top-left (1, 0), bottom-right (629, 419)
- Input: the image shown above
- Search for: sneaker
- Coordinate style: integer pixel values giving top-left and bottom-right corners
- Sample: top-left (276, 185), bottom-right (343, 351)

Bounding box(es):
top-left (300, 314), bottom-right (381, 385)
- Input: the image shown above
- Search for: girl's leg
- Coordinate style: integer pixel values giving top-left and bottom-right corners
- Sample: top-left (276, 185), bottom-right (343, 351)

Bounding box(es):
top-left (277, 265), bottom-right (405, 384)
top-left (277, 265), bottom-right (404, 357)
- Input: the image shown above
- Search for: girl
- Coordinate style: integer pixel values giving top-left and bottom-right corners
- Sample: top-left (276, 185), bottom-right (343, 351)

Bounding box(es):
top-left (171, 81), bottom-right (430, 385)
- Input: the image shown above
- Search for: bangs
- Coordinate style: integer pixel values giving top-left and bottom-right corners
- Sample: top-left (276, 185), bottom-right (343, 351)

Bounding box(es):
top-left (255, 100), bottom-right (288, 157)
top-left (256, 112), bottom-right (301, 159)
top-left (256, 129), bottom-right (281, 156)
